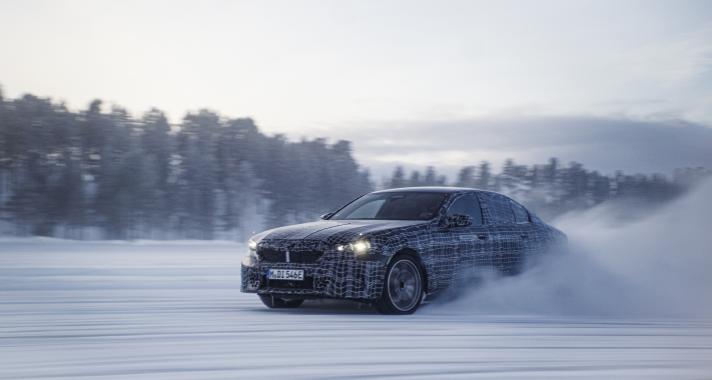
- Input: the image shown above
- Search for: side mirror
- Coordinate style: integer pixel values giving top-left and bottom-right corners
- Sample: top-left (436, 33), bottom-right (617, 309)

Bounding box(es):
top-left (442, 214), bottom-right (473, 228)
top-left (320, 212), bottom-right (335, 220)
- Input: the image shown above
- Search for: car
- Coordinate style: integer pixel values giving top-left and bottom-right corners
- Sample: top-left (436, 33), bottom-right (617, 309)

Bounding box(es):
top-left (241, 187), bottom-right (566, 314)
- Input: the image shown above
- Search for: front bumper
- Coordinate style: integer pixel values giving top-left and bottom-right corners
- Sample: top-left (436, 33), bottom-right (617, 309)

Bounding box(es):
top-left (241, 257), bottom-right (386, 300)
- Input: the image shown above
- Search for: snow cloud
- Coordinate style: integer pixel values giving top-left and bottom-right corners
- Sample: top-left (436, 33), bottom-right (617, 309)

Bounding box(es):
top-left (429, 179), bottom-right (712, 318)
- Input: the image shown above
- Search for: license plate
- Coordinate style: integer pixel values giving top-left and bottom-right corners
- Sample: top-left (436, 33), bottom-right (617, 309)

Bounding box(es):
top-left (267, 269), bottom-right (304, 281)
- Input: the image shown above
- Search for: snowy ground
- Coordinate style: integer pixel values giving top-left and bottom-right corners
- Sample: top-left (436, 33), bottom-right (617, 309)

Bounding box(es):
top-left (1, 239), bottom-right (711, 379)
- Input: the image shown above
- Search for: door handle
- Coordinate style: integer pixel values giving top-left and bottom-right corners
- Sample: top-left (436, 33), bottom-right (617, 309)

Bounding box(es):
top-left (477, 234), bottom-right (488, 240)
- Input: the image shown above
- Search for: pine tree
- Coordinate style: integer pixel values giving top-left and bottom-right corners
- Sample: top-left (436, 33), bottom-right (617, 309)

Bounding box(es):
top-left (455, 166), bottom-right (476, 188)
top-left (389, 166), bottom-right (406, 188)
top-left (477, 161), bottom-right (491, 190)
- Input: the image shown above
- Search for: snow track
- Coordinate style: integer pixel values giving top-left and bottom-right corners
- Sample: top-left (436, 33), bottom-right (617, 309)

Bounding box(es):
top-left (1, 240), bottom-right (711, 379)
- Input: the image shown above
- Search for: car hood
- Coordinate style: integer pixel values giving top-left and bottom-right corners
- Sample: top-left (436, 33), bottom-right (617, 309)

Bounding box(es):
top-left (261, 219), bottom-right (427, 242)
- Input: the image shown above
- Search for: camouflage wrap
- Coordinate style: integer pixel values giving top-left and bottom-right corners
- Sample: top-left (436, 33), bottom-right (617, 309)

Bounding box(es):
top-left (241, 187), bottom-right (566, 301)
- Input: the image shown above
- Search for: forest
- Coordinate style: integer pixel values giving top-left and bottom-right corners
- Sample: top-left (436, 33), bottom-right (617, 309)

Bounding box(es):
top-left (0, 89), bottom-right (709, 239)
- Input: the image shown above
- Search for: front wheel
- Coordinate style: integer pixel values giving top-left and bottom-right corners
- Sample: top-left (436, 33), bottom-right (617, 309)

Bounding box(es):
top-left (259, 294), bottom-right (304, 309)
top-left (375, 256), bottom-right (424, 314)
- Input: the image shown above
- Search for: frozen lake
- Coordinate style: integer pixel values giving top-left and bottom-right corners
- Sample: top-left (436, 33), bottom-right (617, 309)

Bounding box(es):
top-left (1, 239), bottom-right (711, 379)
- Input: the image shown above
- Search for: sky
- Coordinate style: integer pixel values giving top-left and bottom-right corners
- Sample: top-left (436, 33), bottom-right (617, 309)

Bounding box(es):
top-left (1, 0), bottom-right (711, 178)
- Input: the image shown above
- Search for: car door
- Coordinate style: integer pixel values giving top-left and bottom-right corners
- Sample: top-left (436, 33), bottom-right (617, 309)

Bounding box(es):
top-left (479, 192), bottom-right (524, 274)
top-left (432, 192), bottom-right (491, 287)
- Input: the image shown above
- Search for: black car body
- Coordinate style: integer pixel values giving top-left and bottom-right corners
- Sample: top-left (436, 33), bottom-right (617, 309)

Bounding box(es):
top-left (241, 187), bottom-right (566, 314)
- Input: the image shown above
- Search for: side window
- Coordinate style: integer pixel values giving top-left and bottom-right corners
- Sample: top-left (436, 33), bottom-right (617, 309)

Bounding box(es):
top-left (510, 201), bottom-right (530, 223)
top-left (447, 194), bottom-right (483, 225)
top-left (485, 194), bottom-right (515, 224)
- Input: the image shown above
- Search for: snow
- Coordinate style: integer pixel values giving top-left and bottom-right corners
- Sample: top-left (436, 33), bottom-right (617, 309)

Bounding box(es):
top-left (1, 239), bottom-right (711, 379)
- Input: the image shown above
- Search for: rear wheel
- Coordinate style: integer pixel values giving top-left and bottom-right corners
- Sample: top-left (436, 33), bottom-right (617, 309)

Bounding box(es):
top-left (375, 256), bottom-right (424, 314)
top-left (259, 294), bottom-right (304, 309)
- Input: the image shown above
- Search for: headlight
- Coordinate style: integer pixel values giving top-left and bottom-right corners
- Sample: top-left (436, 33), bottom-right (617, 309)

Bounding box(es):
top-left (243, 238), bottom-right (259, 267)
top-left (351, 240), bottom-right (371, 255)
top-left (336, 239), bottom-right (372, 257)
top-left (241, 250), bottom-right (258, 267)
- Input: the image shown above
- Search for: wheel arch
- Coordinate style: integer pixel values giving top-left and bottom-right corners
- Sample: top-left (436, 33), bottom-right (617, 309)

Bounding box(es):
top-left (387, 247), bottom-right (430, 294)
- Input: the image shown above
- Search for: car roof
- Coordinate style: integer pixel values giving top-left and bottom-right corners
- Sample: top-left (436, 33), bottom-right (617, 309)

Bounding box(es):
top-left (372, 186), bottom-right (509, 197)
top-left (373, 186), bottom-right (477, 194)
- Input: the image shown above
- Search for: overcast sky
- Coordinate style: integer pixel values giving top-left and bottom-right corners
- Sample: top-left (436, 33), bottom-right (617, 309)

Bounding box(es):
top-left (1, 0), bottom-right (711, 178)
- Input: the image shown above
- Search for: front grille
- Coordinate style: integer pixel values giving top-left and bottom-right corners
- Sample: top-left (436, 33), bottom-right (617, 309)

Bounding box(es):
top-left (257, 247), bottom-right (324, 263)
top-left (290, 251), bottom-right (323, 263)
top-left (265, 277), bottom-right (315, 290)
top-left (259, 248), bottom-right (284, 262)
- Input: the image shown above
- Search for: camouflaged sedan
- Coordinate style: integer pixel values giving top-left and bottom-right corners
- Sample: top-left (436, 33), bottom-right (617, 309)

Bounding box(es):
top-left (241, 187), bottom-right (566, 314)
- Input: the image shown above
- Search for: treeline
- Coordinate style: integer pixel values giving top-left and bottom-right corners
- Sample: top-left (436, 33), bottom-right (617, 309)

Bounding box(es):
top-left (0, 90), bottom-right (372, 239)
top-left (385, 160), bottom-right (711, 220)
top-left (1, 89), bottom-right (709, 239)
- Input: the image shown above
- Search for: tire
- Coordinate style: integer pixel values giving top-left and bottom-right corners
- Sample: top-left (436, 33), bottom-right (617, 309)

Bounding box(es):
top-left (259, 294), bottom-right (304, 309)
top-left (375, 255), bottom-right (424, 315)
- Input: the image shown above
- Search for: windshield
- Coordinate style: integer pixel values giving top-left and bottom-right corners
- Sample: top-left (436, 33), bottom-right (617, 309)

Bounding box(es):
top-left (330, 192), bottom-right (448, 220)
